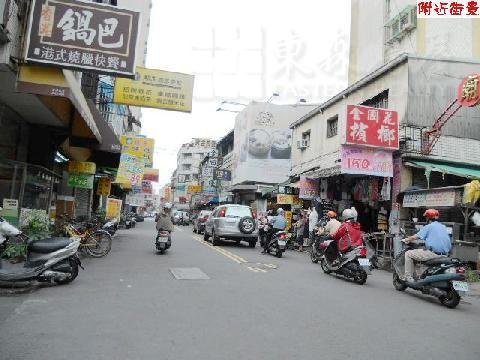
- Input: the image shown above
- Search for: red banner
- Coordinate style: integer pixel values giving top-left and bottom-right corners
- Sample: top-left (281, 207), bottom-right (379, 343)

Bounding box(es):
top-left (345, 105), bottom-right (399, 150)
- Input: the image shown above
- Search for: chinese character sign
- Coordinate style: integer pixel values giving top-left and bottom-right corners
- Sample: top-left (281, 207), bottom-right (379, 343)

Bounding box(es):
top-left (115, 153), bottom-right (145, 187)
top-left (96, 177), bottom-right (111, 196)
top-left (417, 1), bottom-right (480, 18)
top-left (458, 74), bottom-right (480, 107)
top-left (143, 168), bottom-right (159, 182)
top-left (340, 145), bottom-right (393, 177)
top-left (68, 161), bottom-right (96, 174)
top-left (25, 0), bottom-right (140, 77)
top-left (106, 199), bottom-right (122, 220)
top-left (299, 176), bottom-right (319, 200)
top-left (345, 105), bottom-right (399, 150)
top-left (114, 67), bottom-right (194, 113)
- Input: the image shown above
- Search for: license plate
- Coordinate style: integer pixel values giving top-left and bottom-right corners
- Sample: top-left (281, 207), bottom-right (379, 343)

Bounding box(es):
top-left (278, 240), bottom-right (286, 246)
top-left (158, 238), bottom-right (169, 243)
top-left (358, 258), bottom-right (370, 266)
top-left (452, 281), bottom-right (469, 292)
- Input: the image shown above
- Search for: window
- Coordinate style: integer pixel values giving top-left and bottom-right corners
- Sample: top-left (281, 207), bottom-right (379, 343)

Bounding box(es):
top-left (302, 130), bottom-right (311, 143)
top-left (184, 174), bottom-right (191, 181)
top-left (299, 130), bottom-right (310, 149)
top-left (182, 164), bottom-right (191, 171)
top-left (361, 90), bottom-right (389, 109)
top-left (327, 116), bottom-right (338, 138)
top-left (183, 153), bottom-right (192, 158)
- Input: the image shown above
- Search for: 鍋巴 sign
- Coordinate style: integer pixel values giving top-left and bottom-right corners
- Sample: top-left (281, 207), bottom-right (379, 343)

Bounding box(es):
top-left (24, 0), bottom-right (140, 77)
top-left (403, 189), bottom-right (460, 208)
top-left (345, 105), bottom-right (399, 150)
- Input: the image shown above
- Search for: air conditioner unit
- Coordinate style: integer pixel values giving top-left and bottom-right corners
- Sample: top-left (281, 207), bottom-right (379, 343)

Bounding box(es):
top-left (400, 7), bottom-right (416, 32)
top-left (297, 139), bottom-right (309, 149)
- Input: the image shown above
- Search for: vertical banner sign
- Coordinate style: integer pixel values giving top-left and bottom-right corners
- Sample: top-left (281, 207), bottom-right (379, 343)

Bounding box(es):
top-left (97, 177), bottom-right (112, 196)
top-left (68, 161), bottom-right (96, 174)
top-left (24, 0), bottom-right (140, 77)
top-left (143, 138), bottom-right (155, 168)
top-left (120, 134), bottom-right (145, 157)
top-left (106, 198), bottom-right (122, 220)
top-left (299, 176), bottom-right (319, 199)
top-left (458, 74), bottom-right (480, 107)
top-left (141, 180), bottom-right (153, 194)
top-left (115, 153), bottom-right (144, 186)
top-left (345, 105), bottom-right (399, 150)
top-left (114, 67), bottom-right (195, 112)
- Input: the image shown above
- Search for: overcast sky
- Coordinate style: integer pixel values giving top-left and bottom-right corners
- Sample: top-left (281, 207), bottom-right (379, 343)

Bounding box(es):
top-left (141, 0), bottom-right (351, 187)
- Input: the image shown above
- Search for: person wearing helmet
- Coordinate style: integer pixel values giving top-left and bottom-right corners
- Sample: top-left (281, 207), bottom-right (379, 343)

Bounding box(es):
top-left (330, 208), bottom-right (364, 260)
top-left (156, 202), bottom-right (174, 233)
top-left (318, 210), bottom-right (341, 236)
top-left (262, 207), bottom-right (287, 254)
top-left (402, 209), bottom-right (452, 282)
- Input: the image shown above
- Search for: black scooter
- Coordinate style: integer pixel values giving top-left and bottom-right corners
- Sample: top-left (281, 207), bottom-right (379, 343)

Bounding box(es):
top-left (155, 230), bottom-right (172, 254)
top-left (392, 240), bottom-right (468, 308)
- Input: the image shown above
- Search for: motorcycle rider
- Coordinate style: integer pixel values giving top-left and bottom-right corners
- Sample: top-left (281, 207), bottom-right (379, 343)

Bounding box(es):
top-left (329, 208), bottom-right (364, 264)
top-left (156, 203), bottom-right (174, 233)
top-left (262, 208), bottom-right (287, 254)
top-left (402, 209), bottom-right (452, 282)
top-left (317, 211), bottom-right (341, 236)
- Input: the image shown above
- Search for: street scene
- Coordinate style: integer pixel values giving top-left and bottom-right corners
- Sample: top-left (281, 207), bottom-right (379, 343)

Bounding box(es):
top-left (1, 0), bottom-right (480, 359)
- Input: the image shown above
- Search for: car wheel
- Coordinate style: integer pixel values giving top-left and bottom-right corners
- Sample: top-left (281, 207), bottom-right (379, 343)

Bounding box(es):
top-left (203, 230), bottom-right (210, 241)
top-left (211, 230), bottom-right (219, 246)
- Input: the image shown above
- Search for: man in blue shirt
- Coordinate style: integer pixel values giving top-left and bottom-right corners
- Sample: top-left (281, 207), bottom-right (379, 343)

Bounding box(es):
top-left (402, 209), bottom-right (452, 282)
top-left (262, 208), bottom-right (287, 254)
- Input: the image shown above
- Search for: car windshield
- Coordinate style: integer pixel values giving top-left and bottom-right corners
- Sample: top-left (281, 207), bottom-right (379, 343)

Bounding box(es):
top-left (225, 206), bottom-right (252, 218)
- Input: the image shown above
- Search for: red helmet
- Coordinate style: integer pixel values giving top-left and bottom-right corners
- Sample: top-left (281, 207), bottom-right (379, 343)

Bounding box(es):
top-left (327, 211), bottom-right (337, 218)
top-left (423, 208), bottom-right (439, 220)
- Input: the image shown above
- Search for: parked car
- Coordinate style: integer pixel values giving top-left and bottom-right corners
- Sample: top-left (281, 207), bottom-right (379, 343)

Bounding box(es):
top-left (193, 210), bottom-right (212, 234)
top-left (203, 205), bottom-right (257, 247)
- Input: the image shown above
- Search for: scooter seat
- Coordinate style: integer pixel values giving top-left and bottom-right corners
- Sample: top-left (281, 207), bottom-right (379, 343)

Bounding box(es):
top-left (29, 237), bottom-right (72, 254)
top-left (423, 257), bottom-right (454, 266)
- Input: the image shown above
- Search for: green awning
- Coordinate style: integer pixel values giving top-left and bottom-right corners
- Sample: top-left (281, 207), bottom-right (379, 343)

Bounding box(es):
top-left (407, 160), bottom-right (480, 179)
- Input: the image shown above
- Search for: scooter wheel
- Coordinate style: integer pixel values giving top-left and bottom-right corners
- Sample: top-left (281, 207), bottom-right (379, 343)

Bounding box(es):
top-left (55, 258), bottom-right (79, 285)
top-left (393, 273), bottom-right (407, 291)
top-left (276, 251), bottom-right (283, 258)
top-left (439, 287), bottom-right (461, 309)
top-left (310, 250), bottom-right (319, 263)
top-left (354, 268), bottom-right (368, 285)
top-left (320, 259), bottom-right (331, 274)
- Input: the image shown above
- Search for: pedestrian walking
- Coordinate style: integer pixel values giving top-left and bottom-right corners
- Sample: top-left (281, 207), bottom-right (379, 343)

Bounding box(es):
top-left (308, 206), bottom-right (318, 247)
top-left (294, 210), bottom-right (306, 251)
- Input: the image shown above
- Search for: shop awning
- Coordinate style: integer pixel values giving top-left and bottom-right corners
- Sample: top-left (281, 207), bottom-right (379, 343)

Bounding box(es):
top-left (17, 65), bottom-right (101, 142)
top-left (406, 160), bottom-right (480, 179)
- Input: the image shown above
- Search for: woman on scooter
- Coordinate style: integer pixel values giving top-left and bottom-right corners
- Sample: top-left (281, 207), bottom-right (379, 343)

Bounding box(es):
top-left (329, 208), bottom-right (364, 261)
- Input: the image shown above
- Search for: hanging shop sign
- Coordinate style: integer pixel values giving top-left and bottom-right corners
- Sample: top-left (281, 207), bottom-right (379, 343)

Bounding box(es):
top-left (68, 173), bottom-right (94, 189)
top-left (142, 180), bottom-right (153, 194)
top-left (175, 184), bottom-right (186, 191)
top-left (202, 167), bottom-right (214, 178)
top-left (115, 153), bottom-right (144, 187)
top-left (299, 176), bottom-right (319, 199)
top-left (285, 211), bottom-right (293, 231)
top-left (340, 145), bottom-right (393, 177)
top-left (125, 194), bottom-right (145, 207)
top-left (24, 0), bottom-right (140, 77)
top-left (68, 161), bottom-right (96, 174)
top-left (1, 199), bottom-right (19, 225)
top-left (276, 194), bottom-right (302, 205)
top-left (143, 168), bottom-right (159, 182)
top-left (106, 198), bottom-right (122, 220)
top-left (213, 169), bottom-right (232, 181)
top-left (113, 67), bottom-right (195, 112)
top-left (96, 177), bottom-right (112, 196)
top-left (458, 74), bottom-right (480, 107)
top-left (143, 138), bottom-right (155, 168)
top-left (187, 185), bottom-right (202, 193)
top-left (403, 188), bottom-right (461, 208)
top-left (345, 105), bottom-right (399, 150)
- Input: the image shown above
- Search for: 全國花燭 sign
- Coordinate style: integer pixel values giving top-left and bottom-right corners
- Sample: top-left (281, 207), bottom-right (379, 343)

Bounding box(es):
top-left (24, 0), bottom-right (140, 77)
top-left (340, 145), bottom-right (393, 177)
top-left (345, 105), bottom-right (399, 150)
top-left (113, 67), bottom-right (194, 112)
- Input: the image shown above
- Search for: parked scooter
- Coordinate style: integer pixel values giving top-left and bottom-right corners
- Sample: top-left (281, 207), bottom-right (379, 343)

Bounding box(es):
top-left (392, 240), bottom-right (468, 308)
top-left (319, 240), bottom-right (372, 285)
top-left (155, 230), bottom-right (172, 254)
top-left (264, 231), bottom-right (288, 258)
top-left (0, 214), bottom-right (82, 285)
top-left (102, 218), bottom-right (118, 236)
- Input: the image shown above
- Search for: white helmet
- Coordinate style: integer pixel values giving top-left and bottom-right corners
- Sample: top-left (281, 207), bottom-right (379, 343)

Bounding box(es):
top-left (163, 202), bottom-right (172, 209)
top-left (277, 208), bottom-right (284, 215)
top-left (342, 208), bottom-right (355, 220)
top-left (350, 207), bottom-right (358, 221)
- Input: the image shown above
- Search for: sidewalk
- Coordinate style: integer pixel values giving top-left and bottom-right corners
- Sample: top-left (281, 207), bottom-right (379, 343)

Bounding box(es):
top-left (468, 282), bottom-right (480, 297)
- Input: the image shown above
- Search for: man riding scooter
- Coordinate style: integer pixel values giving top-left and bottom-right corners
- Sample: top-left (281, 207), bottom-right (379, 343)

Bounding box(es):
top-left (401, 208), bottom-right (452, 283)
top-left (262, 208), bottom-right (287, 254)
top-left (155, 203), bottom-right (174, 253)
top-left (329, 208), bottom-right (364, 264)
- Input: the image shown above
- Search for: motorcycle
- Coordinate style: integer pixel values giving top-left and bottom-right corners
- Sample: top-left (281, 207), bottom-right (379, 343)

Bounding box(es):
top-left (102, 218), bottom-right (118, 237)
top-left (264, 230), bottom-right (288, 258)
top-left (155, 230), bottom-right (171, 254)
top-left (319, 239), bottom-right (372, 285)
top-left (392, 240), bottom-right (468, 308)
top-left (0, 215), bottom-right (82, 285)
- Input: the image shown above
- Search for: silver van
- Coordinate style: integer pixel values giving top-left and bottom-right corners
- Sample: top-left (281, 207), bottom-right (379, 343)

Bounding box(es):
top-left (203, 204), bottom-right (257, 247)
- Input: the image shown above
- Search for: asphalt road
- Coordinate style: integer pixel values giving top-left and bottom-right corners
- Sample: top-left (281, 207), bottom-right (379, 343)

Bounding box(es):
top-left (1, 220), bottom-right (479, 360)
